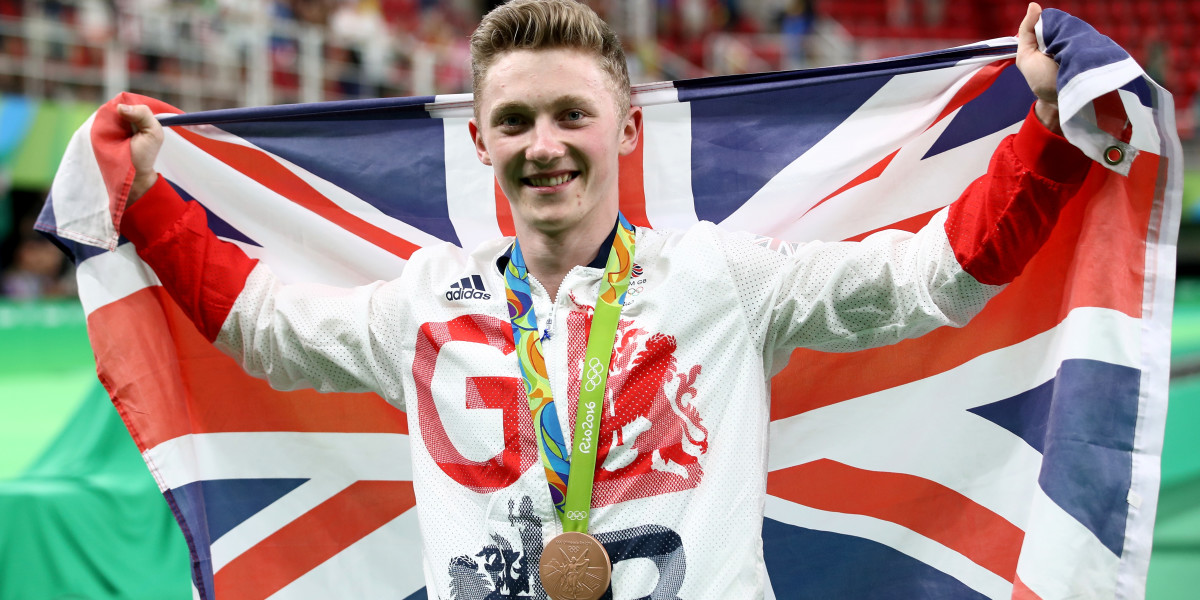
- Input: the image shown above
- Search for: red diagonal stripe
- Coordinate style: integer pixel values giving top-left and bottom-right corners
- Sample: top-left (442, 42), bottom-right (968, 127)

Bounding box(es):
top-left (91, 286), bottom-right (407, 452)
top-left (842, 208), bottom-right (940, 242)
top-left (768, 459), bottom-right (1023, 582)
top-left (171, 126), bottom-right (421, 259)
top-left (803, 149), bottom-right (901, 217)
top-left (214, 480), bottom-right (417, 600)
top-left (618, 129), bottom-right (651, 228)
top-left (494, 178), bottom-right (516, 237)
top-left (771, 153), bottom-right (1157, 420)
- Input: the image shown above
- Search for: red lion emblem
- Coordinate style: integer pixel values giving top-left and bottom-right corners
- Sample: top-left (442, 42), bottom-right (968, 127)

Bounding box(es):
top-left (564, 302), bottom-right (709, 506)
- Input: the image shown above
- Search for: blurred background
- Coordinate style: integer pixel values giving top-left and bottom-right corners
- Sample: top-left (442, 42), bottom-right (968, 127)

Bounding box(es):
top-left (0, 0), bottom-right (1196, 598)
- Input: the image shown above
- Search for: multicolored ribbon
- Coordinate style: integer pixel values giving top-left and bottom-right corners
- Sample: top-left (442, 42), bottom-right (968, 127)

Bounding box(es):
top-left (504, 214), bottom-right (636, 529)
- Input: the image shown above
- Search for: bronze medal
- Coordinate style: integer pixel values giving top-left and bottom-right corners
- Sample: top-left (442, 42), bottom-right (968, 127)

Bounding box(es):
top-left (539, 531), bottom-right (612, 600)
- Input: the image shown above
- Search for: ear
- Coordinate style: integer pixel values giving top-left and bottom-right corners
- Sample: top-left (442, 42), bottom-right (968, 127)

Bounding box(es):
top-left (618, 106), bottom-right (643, 157)
top-left (469, 119), bottom-right (492, 166)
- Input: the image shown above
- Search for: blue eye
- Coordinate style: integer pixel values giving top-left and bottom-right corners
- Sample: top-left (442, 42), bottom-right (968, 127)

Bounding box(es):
top-left (565, 110), bottom-right (584, 121)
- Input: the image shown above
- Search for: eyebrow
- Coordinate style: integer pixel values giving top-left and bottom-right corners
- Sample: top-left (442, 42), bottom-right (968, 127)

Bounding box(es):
top-left (488, 95), bottom-right (599, 120)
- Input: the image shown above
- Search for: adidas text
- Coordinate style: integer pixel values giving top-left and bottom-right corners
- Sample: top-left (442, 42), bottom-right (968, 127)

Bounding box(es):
top-left (446, 288), bottom-right (491, 301)
top-left (446, 275), bottom-right (491, 301)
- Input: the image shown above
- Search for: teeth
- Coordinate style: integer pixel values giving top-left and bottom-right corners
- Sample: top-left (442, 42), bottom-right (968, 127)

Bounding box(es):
top-left (528, 173), bottom-right (572, 187)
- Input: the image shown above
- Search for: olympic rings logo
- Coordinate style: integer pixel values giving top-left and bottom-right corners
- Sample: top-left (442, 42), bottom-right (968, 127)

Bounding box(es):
top-left (582, 357), bottom-right (605, 392)
top-left (566, 511), bottom-right (588, 521)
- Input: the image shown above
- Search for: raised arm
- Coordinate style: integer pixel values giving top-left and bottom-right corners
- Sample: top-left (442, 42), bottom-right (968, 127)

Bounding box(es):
top-left (727, 4), bottom-right (1092, 358)
top-left (115, 105), bottom-right (407, 404)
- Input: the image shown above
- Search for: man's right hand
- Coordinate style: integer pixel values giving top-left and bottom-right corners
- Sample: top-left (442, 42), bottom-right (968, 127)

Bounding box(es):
top-left (118, 103), bottom-right (165, 205)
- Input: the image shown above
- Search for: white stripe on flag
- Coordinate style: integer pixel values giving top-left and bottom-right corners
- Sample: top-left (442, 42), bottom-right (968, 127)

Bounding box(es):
top-left (46, 113), bottom-right (120, 249)
top-left (1118, 90), bottom-right (1180, 599)
top-left (641, 100), bottom-right (700, 230)
top-left (442, 115), bottom-right (506, 250)
top-left (144, 432), bottom-right (413, 489)
top-left (1121, 88), bottom-right (1161, 154)
top-left (1014, 487), bottom-right (1121, 600)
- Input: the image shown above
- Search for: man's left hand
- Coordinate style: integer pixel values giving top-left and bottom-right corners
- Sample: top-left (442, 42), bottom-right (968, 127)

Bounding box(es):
top-left (1016, 2), bottom-right (1062, 133)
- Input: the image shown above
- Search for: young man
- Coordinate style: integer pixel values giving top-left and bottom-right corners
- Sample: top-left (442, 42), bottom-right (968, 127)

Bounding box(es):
top-left (115, 0), bottom-right (1089, 597)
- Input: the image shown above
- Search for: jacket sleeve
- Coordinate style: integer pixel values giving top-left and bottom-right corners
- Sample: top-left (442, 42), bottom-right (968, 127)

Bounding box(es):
top-left (120, 179), bottom-right (406, 404)
top-left (724, 105), bottom-right (1092, 358)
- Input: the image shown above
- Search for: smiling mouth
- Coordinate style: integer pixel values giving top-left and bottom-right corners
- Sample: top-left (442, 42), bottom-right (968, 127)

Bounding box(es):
top-left (522, 172), bottom-right (578, 188)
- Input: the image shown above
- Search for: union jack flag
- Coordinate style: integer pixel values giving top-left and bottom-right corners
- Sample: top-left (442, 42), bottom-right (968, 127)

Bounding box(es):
top-left (37, 9), bottom-right (1178, 599)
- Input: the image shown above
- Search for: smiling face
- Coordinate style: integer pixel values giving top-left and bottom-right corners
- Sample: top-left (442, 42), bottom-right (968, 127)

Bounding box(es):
top-left (469, 48), bottom-right (641, 241)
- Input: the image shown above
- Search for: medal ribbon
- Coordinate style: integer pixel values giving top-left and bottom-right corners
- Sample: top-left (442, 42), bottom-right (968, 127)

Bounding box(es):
top-left (504, 214), bottom-right (636, 532)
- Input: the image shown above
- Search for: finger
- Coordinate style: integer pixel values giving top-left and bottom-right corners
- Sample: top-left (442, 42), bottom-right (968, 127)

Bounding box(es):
top-left (1018, 2), bottom-right (1041, 43)
top-left (117, 103), bottom-right (156, 132)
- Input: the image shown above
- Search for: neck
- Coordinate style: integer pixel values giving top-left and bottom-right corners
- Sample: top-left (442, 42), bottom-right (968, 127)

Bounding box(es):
top-left (515, 210), bottom-right (618, 301)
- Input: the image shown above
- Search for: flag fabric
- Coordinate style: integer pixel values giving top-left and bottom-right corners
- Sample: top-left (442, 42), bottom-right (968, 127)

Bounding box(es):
top-left (36, 9), bottom-right (1179, 600)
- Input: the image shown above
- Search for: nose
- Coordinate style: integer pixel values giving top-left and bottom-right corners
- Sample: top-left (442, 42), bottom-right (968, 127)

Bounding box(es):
top-left (526, 119), bottom-right (565, 164)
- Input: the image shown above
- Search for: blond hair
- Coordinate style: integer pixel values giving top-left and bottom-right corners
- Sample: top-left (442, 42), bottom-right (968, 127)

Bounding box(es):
top-left (470, 0), bottom-right (630, 117)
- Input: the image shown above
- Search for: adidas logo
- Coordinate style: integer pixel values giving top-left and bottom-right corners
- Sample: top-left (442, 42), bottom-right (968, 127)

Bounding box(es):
top-left (445, 275), bottom-right (492, 301)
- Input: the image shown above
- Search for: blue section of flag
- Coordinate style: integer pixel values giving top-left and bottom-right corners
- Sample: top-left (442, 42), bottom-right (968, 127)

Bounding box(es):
top-left (1037, 359), bottom-right (1140, 557)
top-left (1120, 78), bottom-right (1153, 108)
top-left (762, 518), bottom-right (990, 599)
top-left (686, 73), bottom-right (889, 224)
top-left (211, 105), bottom-right (459, 246)
top-left (969, 371), bottom-right (1054, 454)
top-left (971, 359), bottom-right (1140, 557)
top-left (184, 478), bottom-right (308, 542)
top-left (1043, 9), bottom-right (1139, 93)
top-left (403, 588), bottom-right (428, 600)
top-left (158, 95), bottom-right (436, 127)
top-left (165, 486), bottom-right (216, 600)
top-left (169, 478), bottom-right (308, 597)
top-left (923, 65), bottom-right (1035, 160)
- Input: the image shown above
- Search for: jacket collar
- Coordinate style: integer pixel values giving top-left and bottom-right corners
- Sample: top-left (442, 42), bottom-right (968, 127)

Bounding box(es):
top-left (495, 219), bottom-right (628, 275)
